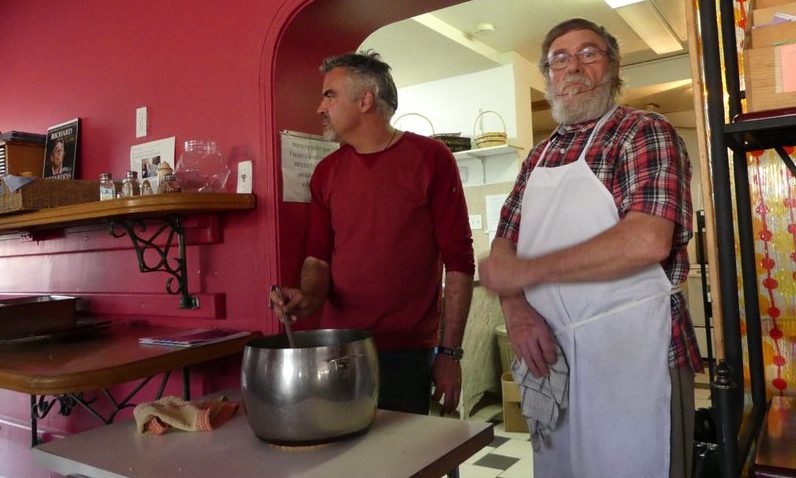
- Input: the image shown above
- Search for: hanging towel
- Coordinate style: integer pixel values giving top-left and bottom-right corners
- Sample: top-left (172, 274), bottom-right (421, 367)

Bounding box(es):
top-left (510, 343), bottom-right (569, 450)
top-left (133, 395), bottom-right (238, 435)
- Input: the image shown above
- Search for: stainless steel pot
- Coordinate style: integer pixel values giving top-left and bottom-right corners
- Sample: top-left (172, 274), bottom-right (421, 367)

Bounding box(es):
top-left (241, 328), bottom-right (379, 445)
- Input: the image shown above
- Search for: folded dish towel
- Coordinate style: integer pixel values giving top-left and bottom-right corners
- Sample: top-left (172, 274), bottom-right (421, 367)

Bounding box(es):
top-left (133, 395), bottom-right (238, 435)
top-left (511, 343), bottom-right (569, 451)
top-left (2, 175), bottom-right (35, 193)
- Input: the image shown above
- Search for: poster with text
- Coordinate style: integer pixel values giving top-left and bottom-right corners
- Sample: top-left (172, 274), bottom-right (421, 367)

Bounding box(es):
top-left (280, 131), bottom-right (338, 202)
top-left (43, 118), bottom-right (80, 179)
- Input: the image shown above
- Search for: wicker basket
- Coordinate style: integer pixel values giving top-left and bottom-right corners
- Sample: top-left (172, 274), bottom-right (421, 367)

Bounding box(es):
top-left (473, 110), bottom-right (508, 149)
top-left (393, 113), bottom-right (472, 152)
top-left (0, 177), bottom-right (100, 215)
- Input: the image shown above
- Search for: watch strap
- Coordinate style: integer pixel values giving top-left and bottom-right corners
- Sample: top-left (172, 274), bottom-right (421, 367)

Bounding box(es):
top-left (436, 346), bottom-right (464, 360)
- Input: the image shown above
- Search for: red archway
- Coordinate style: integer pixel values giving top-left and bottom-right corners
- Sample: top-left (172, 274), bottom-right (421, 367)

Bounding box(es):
top-left (260, 0), bottom-right (465, 326)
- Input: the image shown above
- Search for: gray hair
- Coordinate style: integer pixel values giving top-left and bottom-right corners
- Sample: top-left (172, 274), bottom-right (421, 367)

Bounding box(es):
top-left (538, 18), bottom-right (623, 97)
top-left (320, 50), bottom-right (398, 121)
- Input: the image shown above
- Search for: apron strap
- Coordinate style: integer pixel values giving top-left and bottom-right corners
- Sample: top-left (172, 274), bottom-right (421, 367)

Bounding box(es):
top-left (555, 283), bottom-right (682, 337)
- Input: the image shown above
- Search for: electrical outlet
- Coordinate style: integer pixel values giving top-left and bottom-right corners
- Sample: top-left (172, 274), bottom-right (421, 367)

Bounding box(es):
top-left (469, 214), bottom-right (483, 230)
top-left (237, 160), bottom-right (253, 193)
top-left (136, 106), bottom-right (147, 138)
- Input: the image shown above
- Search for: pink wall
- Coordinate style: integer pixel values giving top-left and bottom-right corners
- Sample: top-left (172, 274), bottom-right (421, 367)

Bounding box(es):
top-left (0, 0), bottom-right (461, 475)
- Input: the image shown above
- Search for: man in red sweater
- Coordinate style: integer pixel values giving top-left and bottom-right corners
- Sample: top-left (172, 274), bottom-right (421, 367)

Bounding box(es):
top-left (273, 51), bottom-right (475, 416)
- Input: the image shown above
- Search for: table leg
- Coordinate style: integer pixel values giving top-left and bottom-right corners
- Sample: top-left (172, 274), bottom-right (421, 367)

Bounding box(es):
top-left (30, 394), bottom-right (38, 447)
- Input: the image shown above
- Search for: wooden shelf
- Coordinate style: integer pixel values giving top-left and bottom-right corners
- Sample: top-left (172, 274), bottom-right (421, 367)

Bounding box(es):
top-left (0, 192), bottom-right (256, 232)
top-left (0, 192), bottom-right (256, 309)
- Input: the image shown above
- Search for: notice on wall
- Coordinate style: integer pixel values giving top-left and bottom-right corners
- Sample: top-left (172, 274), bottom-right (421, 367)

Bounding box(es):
top-left (485, 193), bottom-right (508, 244)
top-left (280, 131), bottom-right (339, 203)
top-left (130, 136), bottom-right (176, 192)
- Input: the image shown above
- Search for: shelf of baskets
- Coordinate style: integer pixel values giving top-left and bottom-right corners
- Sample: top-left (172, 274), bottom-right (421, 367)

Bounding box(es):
top-left (0, 193), bottom-right (256, 309)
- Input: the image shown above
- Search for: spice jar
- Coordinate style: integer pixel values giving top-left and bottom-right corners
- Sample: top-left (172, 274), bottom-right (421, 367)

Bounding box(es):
top-left (141, 179), bottom-right (153, 195)
top-left (121, 171), bottom-right (140, 197)
top-left (156, 161), bottom-right (174, 183)
top-left (99, 173), bottom-right (115, 201)
top-left (158, 173), bottom-right (181, 193)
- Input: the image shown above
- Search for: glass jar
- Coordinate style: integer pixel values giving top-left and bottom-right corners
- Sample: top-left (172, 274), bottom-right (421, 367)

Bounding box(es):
top-left (175, 139), bottom-right (229, 192)
top-left (99, 173), bottom-right (115, 201)
top-left (121, 171), bottom-right (140, 197)
top-left (158, 173), bottom-right (182, 193)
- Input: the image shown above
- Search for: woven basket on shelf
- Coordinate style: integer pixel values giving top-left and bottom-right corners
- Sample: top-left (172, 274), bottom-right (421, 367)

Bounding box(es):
top-left (472, 110), bottom-right (507, 149)
top-left (392, 113), bottom-right (472, 152)
top-left (0, 177), bottom-right (99, 216)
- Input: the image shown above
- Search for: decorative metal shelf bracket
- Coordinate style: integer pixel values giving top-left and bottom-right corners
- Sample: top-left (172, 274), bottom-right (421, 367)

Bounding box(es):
top-left (109, 215), bottom-right (199, 309)
top-left (29, 371), bottom-right (176, 446)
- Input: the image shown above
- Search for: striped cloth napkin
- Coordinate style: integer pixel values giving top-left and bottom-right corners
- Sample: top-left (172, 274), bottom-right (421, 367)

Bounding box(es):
top-left (510, 343), bottom-right (569, 450)
top-left (133, 395), bottom-right (238, 435)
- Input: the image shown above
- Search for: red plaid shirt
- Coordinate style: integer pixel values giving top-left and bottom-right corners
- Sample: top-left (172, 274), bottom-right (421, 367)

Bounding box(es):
top-left (497, 106), bottom-right (702, 373)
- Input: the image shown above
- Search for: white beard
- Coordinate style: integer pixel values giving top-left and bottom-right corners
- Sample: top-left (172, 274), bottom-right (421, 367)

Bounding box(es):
top-left (547, 72), bottom-right (615, 125)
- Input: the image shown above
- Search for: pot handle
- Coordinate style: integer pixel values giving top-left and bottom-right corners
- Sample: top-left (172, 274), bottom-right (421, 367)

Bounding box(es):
top-left (327, 354), bottom-right (364, 371)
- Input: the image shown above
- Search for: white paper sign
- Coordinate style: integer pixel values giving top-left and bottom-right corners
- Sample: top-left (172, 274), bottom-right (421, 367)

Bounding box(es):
top-left (280, 131), bottom-right (338, 203)
top-left (485, 193), bottom-right (509, 233)
top-left (130, 137), bottom-right (176, 191)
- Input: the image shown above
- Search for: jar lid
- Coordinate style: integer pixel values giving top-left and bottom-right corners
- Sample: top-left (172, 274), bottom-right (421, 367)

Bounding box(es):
top-left (157, 162), bottom-right (173, 172)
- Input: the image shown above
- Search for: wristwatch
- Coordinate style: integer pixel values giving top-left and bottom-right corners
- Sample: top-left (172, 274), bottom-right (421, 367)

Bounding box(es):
top-left (436, 346), bottom-right (464, 361)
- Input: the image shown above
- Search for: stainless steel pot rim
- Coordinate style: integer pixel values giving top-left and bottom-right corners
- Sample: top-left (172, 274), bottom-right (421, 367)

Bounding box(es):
top-left (245, 328), bottom-right (372, 350)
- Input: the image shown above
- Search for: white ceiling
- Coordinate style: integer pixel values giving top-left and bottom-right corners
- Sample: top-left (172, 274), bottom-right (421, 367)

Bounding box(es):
top-left (360, 0), bottom-right (696, 134)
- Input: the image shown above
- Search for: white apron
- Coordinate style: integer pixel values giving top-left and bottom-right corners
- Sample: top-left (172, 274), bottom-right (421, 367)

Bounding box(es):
top-left (517, 108), bottom-right (672, 478)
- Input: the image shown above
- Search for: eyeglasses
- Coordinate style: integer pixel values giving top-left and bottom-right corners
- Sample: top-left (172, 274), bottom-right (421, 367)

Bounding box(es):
top-left (545, 47), bottom-right (607, 71)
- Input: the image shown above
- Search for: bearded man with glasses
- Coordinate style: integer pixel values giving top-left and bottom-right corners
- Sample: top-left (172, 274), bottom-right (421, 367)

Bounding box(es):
top-left (479, 18), bottom-right (700, 478)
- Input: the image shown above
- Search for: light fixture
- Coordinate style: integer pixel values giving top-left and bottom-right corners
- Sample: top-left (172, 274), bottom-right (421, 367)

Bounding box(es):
top-left (605, 0), bottom-right (683, 54)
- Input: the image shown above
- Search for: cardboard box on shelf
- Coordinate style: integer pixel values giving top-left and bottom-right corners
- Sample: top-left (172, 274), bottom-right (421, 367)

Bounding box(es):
top-left (752, 1), bottom-right (796, 25)
top-left (747, 20), bottom-right (796, 48)
top-left (755, 0), bottom-right (795, 9)
top-left (744, 44), bottom-right (796, 112)
top-left (501, 372), bottom-right (528, 433)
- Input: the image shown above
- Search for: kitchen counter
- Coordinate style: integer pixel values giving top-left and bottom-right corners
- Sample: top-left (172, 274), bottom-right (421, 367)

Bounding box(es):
top-left (32, 391), bottom-right (494, 478)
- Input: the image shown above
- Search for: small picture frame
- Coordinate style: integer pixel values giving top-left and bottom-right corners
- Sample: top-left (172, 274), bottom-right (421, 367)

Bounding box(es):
top-left (43, 118), bottom-right (80, 179)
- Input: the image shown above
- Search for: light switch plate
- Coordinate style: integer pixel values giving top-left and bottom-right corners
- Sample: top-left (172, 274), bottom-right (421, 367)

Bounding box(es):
top-left (469, 214), bottom-right (483, 230)
top-left (237, 160), bottom-right (253, 193)
top-left (136, 106), bottom-right (147, 138)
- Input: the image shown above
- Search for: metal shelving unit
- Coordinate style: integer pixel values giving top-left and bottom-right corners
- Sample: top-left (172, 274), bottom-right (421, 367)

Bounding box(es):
top-left (697, 1), bottom-right (796, 476)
